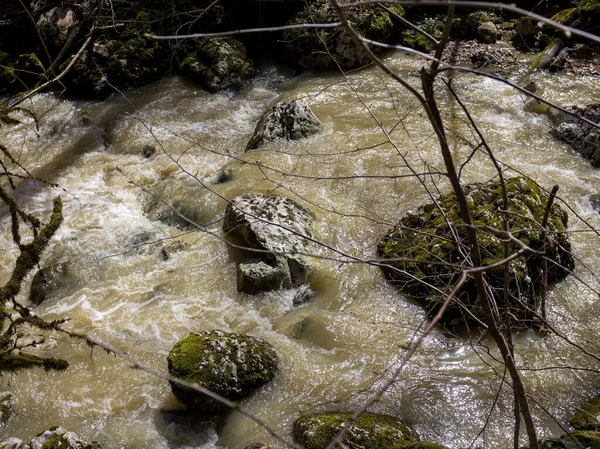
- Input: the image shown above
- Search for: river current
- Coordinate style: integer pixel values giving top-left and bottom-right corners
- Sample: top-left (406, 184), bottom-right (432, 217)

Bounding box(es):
top-left (1, 54), bottom-right (600, 449)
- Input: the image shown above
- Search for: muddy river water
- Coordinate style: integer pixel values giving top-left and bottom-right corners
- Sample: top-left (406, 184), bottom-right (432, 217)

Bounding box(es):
top-left (1, 54), bottom-right (600, 449)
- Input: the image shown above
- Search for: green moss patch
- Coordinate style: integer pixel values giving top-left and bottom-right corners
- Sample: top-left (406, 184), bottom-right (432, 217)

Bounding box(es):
top-left (293, 412), bottom-right (418, 449)
top-left (569, 396), bottom-right (600, 430)
top-left (167, 330), bottom-right (279, 412)
top-left (377, 177), bottom-right (574, 326)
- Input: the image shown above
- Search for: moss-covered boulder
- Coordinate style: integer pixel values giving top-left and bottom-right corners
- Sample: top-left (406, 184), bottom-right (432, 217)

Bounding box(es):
top-left (167, 331), bottom-right (279, 412)
top-left (378, 177), bottom-right (574, 326)
top-left (293, 412), bottom-right (419, 449)
top-left (223, 194), bottom-right (315, 293)
top-left (283, 2), bottom-right (404, 70)
top-left (569, 395), bottom-right (600, 431)
top-left (177, 37), bottom-right (256, 92)
top-left (63, 36), bottom-right (167, 99)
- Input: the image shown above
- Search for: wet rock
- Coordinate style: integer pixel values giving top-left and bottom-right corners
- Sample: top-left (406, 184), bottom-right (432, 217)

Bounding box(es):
top-left (29, 262), bottom-right (84, 305)
top-left (0, 427), bottom-right (106, 449)
top-left (378, 177), bottom-right (574, 327)
top-left (569, 395), bottom-right (600, 430)
top-left (177, 37), bottom-right (256, 92)
top-left (143, 176), bottom-right (226, 229)
top-left (0, 392), bottom-right (14, 425)
top-left (283, 2), bottom-right (404, 70)
top-left (549, 104), bottom-right (600, 166)
top-left (246, 101), bottom-right (322, 151)
top-left (470, 51), bottom-right (496, 69)
top-left (0, 438), bottom-right (24, 449)
top-left (477, 22), bottom-right (499, 43)
top-left (238, 257), bottom-right (292, 292)
top-left (63, 36), bottom-right (166, 99)
top-left (244, 444), bottom-right (277, 449)
top-left (141, 144), bottom-right (156, 159)
top-left (589, 193), bottom-right (600, 210)
top-left (35, 6), bottom-right (80, 52)
top-left (223, 194), bottom-right (315, 294)
top-left (293, 284), bottom-right (315, 306)
top-left (293, 412), bottom-right (419, 449)
top-left (167, 330), bottom-right (279, 412)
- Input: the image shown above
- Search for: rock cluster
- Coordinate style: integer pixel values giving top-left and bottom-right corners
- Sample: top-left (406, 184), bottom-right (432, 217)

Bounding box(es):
top-left (0, 427), bottom-right (103, 449)
top-left (223, 194), bottom-right (315, 294)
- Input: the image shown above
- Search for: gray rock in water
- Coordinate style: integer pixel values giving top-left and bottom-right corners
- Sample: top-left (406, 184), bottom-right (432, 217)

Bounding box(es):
top-left (0, 392), bottom-right (14, 426)
top-left (549, 104), bottom-right (600, 166)
top-left (223, 194), bottom-right (315, 294)
top-left (246, 101), bottom-right (321, 151)
top-left (29, 262), bottom-right (84, 305)
top-left (478, 22), bottom-right (499, 43)
top-left (0, 437), bottom-right (25, 449)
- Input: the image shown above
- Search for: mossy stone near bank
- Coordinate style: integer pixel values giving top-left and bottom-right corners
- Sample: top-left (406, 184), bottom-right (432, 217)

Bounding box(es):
top-left (283, 2), bottom-right (404, 70)
top-left (167, 330), bottom-right (279, 412)
top-left (293, 412), bottom-right (419, 449)
top-left (177, 37), bottom-right (256, 92)
top-left (378, 177), bottom-right (574, 327)
top-left (569, 395), bottom-right (600, 430)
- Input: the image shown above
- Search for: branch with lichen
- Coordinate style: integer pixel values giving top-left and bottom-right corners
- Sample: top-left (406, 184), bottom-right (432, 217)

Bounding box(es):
top-left (0, 104), bottom-right (68, 373)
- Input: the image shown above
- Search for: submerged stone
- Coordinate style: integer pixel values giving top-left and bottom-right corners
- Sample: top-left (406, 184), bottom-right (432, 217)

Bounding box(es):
top-left (29, 262), bottom-right (84, 305)
top-left (378, 177), bottom-right (574, 326)
top-left (142, 176), bottom-right (227, 229)
top-left (223, 194), bottom-right (315, 294)
top-left (167, 331), bottom-right (279, 412)
top-left (293, 412), bottom-right (419, 449)
top-left (246, 101), bottom-right (322, 151)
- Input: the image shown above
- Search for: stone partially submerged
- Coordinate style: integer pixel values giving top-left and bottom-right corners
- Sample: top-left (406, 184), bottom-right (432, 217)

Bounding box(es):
top-left (0, 427), bottom-right (104, 449)
top-left (549, 104), bottom-right (600, 166)
top-left (246, 101), bottom-right (322, 151)
top-left (223, 194), bottom-right (315, 294)
top-left (293, 412), bottom-right (419, 449)
top-left (167, 331), bottom-right (279, 413)
top-left (378, 177), bottom-right (574, 326)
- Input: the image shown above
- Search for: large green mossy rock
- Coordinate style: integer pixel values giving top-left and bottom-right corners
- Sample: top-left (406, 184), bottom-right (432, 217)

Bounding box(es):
top-left (569, 431), bottom-right (600, 449)
top-left (177, 37), bottom-right (256, 92)
top-left (167, 331), bottom-right (279, 412)
top-left (378, 177), bottom-right (574, 326)
top-left (293, 412), bottom-right (419, 449)
top-left (569, 395), bottom-right (600, 431)
top-left (283, 2), bottom-right (404, 70)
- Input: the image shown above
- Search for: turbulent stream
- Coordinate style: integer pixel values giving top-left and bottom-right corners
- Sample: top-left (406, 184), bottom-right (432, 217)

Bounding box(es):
top-left (1, 54), bottom-right (600, 449)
